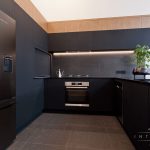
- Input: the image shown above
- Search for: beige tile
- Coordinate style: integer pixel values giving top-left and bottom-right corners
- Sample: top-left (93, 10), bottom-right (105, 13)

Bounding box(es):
top-left (107, 133), bottom-right (135, 150)
top-left (106, 127), bottom-right (125, 135)
top-left (7, 113), bottom-right (135, 150)
top-left (66, 146), bottom-right (104, 150)
top-left (67, 124), bottom-right (108, 133)
top-left (7, 141), bottom-right (26, 150)
top-left (26, 128), bottom-right (71, 146)
top-left (28, 121), bottom-right (67, 130)
top-left (67, 131), bottom-right (110, 149)
top-left (22, 143), bottom-right (66, 150)
top-left (15, 127), bottom-right (41, 142)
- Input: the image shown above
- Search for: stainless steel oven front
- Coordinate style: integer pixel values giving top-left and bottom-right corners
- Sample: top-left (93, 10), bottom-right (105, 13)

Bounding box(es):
top-left (65, 81), bottom-right (89, 107)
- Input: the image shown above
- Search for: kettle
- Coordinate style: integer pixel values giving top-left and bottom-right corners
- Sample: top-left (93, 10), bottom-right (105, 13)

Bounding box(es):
top-left (56, 69), bottom-right (64, 78)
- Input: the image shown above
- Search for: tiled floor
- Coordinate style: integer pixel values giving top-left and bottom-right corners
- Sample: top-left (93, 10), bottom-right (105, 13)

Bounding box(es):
top-left (7, 113), bottom-right (135, 150)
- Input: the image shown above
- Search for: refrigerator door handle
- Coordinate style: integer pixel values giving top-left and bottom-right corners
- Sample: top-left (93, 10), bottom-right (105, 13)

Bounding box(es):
top-left (0, 98), bottom-right (16, 110)
top-left (0, 103), bottom-right (15, 110)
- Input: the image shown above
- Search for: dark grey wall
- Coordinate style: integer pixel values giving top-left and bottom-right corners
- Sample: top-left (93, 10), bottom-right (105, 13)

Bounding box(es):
top-left (0, 0), bottom-right (48, 131)
top-left (53, 54), bottom-right (135, 79)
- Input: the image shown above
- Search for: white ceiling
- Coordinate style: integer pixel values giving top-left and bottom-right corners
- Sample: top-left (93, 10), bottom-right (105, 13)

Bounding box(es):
top-left (31, 0), bottom-right (150, 22)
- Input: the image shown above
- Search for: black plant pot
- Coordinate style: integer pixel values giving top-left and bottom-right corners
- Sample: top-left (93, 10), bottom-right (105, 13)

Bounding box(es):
top-left (133, 67), bottom-right (149, 74)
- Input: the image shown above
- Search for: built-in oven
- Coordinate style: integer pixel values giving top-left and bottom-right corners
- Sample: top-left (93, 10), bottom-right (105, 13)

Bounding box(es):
top-left (65, 81), bottom-right (89, 107)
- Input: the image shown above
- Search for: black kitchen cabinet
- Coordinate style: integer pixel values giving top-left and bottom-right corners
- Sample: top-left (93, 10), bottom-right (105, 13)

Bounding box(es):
top-left (44, 78), bottom-right (150, 149)
top-left (89, 79), bottom-right (114, 113)
top-left (114, 80), bottom-right (123, 124)
top-left (48, 32), bottom-right (92, 52)
top-left (44, 78), bottom-right (114, 113)
top-left (0, 103), bottom-right (16, 150)
top-left (123, 81), bottom-right (150, 150)
top-left (44, 79), bottom-right (65, 110)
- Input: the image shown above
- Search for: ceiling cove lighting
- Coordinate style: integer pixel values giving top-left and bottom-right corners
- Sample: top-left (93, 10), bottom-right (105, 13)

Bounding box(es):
top-left (53, 51), bottom-right (134, 56)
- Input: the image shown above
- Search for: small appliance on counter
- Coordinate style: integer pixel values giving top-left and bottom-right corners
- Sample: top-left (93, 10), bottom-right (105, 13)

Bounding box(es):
top-left (56, 69), bottom-right (64, 78)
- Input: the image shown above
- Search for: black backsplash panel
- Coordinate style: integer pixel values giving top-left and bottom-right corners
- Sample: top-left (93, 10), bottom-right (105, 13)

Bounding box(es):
top-left (49, 28), bottom-right (150, 51)
top-left (53, 53), bottom-right (135, 79)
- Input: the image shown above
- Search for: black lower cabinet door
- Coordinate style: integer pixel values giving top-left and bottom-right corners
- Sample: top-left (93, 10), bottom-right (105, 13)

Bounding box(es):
top-left (89, 79), bottom-right (114, 113)
top-left (114, 80), bottom-right (123, 124)
top-left (123, 81), bottom-right (150, 150)
top-left (44, 79), bottom-right (65, 110)
top-left (0, 104), bottom-right (16, 150)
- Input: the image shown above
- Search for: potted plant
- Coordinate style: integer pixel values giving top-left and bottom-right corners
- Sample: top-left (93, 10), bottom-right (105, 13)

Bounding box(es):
top-left (133, 44), bottom-right (150, 73)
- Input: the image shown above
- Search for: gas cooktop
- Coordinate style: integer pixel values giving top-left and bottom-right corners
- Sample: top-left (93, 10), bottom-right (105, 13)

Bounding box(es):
top-left (66, 75), bottom-right (89, 78)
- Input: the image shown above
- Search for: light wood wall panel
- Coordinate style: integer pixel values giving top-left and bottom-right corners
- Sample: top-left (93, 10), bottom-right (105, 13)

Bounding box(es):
top-left (48, 15), bottom-right (150, 33)
top-left (141, 15), bottom-right (150, 28)
top-left (15, 0), bottom-right (48, 32)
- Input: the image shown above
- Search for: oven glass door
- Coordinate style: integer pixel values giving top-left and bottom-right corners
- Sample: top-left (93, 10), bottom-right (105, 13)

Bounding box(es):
top-left (65, 87), bottom-right (89, 104)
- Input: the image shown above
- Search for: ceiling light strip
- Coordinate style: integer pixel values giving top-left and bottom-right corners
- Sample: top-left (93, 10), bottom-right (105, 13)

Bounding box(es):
top-left (53, 51), bottom-right (134, 56)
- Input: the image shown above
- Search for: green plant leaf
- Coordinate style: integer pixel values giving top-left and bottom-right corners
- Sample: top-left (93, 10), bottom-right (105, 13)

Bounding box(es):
top-left (134, 44), bottom-right (150, 68)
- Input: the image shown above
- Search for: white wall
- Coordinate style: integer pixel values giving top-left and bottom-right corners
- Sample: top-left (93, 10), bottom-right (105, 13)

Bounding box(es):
top-left (31, 0), bottom-right (150, 21)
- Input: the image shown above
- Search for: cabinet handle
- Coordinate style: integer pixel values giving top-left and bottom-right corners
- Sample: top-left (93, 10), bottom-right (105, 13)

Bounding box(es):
top-left (116, 85), bottom-right (123, 90)
top-left (116, 85), bottom-right (120, 88)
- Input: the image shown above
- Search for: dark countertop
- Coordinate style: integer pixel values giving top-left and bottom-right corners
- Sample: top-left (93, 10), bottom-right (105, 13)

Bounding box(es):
top-left (44, 77), bottom-right (150, 85)
top-left (45, 77), bottom-right (112, 79)
top-left (114, 77), bottom-right (150, 85)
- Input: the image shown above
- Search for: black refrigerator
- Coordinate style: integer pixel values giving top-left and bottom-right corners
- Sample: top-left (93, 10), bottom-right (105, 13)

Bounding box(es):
top-left (0, 10), bottom-right (16, 149)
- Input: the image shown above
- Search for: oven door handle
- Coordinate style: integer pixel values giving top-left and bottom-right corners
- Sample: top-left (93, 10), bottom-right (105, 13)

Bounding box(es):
top-left (65, 103), bottom-right (89, 107)
top-left (65, 86), bottom-right (88, 89)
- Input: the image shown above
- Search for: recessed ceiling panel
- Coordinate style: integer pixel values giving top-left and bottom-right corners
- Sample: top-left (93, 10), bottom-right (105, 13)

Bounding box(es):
top-left (31, 0), bottom-right (150, 22)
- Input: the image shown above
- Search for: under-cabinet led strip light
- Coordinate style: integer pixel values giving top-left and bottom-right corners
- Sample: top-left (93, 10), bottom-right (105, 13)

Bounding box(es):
top-left (53, 51), bottom-right (134, 56)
